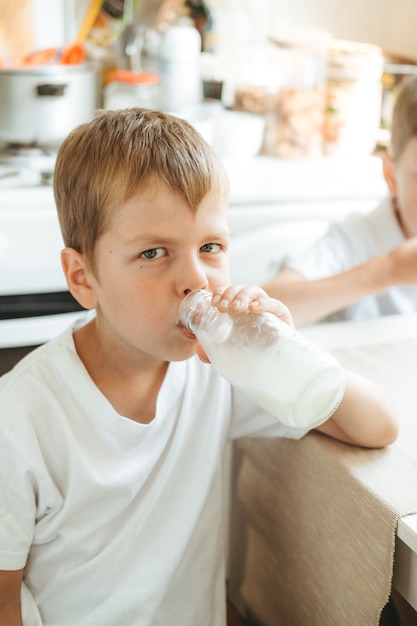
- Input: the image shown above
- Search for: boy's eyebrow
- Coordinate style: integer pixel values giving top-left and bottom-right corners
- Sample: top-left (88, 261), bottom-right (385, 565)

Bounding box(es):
top-left (124, 231), bottom-right (231, 247)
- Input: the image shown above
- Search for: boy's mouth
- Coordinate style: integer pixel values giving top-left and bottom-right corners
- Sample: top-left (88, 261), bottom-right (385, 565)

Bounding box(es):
top-left (178, 322), bottom-right (196, 341)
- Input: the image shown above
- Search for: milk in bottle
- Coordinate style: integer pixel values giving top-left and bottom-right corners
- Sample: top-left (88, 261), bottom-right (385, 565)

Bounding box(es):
top-left (178, 289), bottom-right (346, 429)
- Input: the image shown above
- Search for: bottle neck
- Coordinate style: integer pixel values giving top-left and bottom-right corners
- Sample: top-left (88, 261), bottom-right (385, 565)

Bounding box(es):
top-left (178, 289), bottom-right (213, 332)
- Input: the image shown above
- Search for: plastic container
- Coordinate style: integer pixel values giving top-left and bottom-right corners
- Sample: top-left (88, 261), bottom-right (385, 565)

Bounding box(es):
top-left (323, 40), bottom-right (384, 155)
top-left (104, 70), bottom-right (161, 110)
top-left (178, 290), bottom-right (347, 429)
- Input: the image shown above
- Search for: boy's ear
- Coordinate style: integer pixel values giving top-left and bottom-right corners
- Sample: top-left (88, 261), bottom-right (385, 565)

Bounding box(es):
top-left (382, 152), bottom-right (398, 197)
top-left (61, 248), bottom-right (98, 310)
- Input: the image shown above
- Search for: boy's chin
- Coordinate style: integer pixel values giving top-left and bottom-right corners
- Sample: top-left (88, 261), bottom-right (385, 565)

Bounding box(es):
top-left (169, 344), bottom-right (200, 363)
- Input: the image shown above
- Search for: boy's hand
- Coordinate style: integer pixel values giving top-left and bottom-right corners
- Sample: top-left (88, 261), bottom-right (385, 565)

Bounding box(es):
top-left (196, 285), bottom-right (293, 363)
top-left (211, 284), bottom-right (293, 324)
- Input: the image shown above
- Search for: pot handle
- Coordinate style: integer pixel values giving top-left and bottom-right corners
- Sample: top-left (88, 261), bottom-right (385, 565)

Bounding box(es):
top-left (36, 84), bottom-right (67, 97)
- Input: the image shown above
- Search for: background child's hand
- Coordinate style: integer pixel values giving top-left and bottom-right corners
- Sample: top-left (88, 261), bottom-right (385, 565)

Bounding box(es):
top-left (196, 285), bottom-right (293, 363)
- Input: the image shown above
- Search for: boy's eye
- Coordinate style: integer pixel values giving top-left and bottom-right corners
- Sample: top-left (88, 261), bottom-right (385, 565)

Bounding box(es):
top-left (200, 243), bottom-right (221, 253)
top-left (140, 247), bottom-right (165, 259)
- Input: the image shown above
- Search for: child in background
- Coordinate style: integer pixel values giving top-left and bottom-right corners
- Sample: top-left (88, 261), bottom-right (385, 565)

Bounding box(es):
top-left (0, 108), bottom-right (397, 626)
top-left (263, 75), bottom-right (417, 327)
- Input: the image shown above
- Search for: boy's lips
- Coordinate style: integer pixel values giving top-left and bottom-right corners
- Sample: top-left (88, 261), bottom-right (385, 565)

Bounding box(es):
top-left (178, 322), bottom-right (196, 340)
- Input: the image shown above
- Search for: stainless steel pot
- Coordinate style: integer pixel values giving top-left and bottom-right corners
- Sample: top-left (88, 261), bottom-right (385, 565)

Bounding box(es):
top-left (0, 63), bottom-right (97, 147)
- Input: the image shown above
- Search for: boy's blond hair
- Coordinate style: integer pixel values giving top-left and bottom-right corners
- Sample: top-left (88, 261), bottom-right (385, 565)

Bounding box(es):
top-left (391, 75), bottom-right (417, 160)
top-left (53, 107), bottom-right (229, 271)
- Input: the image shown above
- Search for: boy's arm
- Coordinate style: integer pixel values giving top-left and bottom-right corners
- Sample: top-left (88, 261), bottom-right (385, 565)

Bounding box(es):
top-left (263, 237), bottom-right (417, 327)
top-left (0, 569), bottom-right (23, 626)
top-left (315, 370), bottom-right (399, 448)
top-left (203, 285), bottom-right (398, 448)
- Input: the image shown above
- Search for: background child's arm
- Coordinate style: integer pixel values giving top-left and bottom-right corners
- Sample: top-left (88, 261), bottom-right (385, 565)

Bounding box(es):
top-left (315, 370), bottom-right (399, 448)
top-left (0, 569), bottom-right (24, 625)
top-left (263, 237), bottom-right (417, 327)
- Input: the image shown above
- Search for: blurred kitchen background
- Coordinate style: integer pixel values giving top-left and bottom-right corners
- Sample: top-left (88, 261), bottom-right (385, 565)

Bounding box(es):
top-left (2, 0), bottom-right (417, 157)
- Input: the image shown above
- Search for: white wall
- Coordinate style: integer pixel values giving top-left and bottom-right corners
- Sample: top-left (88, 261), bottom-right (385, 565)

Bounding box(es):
top-left (271, 0), bottom-right (417, 59)
top-left (384, 0), bottom-right (417, 60)
top-left (269, 0), bottom-right (392, 46)
top-left (210, 0), bottom-right (417, 61)
top-left (275, 0), bottom-right (417, 59)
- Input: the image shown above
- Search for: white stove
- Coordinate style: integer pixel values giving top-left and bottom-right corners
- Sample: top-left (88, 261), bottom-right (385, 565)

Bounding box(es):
top-left (0, 143), bottom-right (56, 188)
top-left (0, 148), bottom-right (84, 361)
top-left (0, 144), bottom-right (64, 296)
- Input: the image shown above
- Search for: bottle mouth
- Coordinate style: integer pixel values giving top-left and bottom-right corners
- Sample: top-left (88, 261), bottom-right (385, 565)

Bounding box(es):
top-left (179, 323), bottom-right (197, 340)
top-left (178, 289), bottom-right (212, 330)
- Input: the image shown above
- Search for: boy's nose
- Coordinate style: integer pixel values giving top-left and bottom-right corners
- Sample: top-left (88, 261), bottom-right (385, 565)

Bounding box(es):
top-left (179, 258), bottom-right (208, 296)
top-left (183, 280), bottom-right (208, 296)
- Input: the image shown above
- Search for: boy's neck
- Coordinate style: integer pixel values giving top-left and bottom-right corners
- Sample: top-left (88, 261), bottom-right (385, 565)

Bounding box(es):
top-left (73, 319), bottom-right (169, 423)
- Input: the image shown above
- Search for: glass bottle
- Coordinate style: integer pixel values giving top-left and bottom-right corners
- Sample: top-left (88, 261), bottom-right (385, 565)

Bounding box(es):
top-left (158, 20), bottom-right (202, 112)
top-left (178, 290), bottom-right (346, 429)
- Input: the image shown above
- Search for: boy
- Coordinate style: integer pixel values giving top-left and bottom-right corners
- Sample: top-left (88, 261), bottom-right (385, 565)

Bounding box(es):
top-left (0, 108), bottom-right (397, 626)
top-left (263, 76), bottom-right (417, 327)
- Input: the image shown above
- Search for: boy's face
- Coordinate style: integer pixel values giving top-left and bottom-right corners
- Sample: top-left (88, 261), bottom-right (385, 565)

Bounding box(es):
top-left (66, 180), bottom-right (231, 365)
top-left (385, 136), bottom-right (417, 237)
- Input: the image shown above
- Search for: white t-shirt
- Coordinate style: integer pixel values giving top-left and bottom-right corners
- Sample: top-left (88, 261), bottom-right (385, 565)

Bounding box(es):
top-left (0, 315), bottom-right (307, 626)
top-left (281, 197), bottom-right (417, 322)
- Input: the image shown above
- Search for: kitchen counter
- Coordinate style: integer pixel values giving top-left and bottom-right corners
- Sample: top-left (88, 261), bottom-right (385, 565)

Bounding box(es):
top-left (232, 314), bottom-right (417, 625)
top-left (225, 155), bottom-right (387, 238)
top-left (224, 155), bottom-right (387, 206)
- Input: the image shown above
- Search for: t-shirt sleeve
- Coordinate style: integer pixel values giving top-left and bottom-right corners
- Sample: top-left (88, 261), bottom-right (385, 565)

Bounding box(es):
top-left (279, 203), bottom-right (384, 280)
top-left (0, 434), bottom-right (36, 570)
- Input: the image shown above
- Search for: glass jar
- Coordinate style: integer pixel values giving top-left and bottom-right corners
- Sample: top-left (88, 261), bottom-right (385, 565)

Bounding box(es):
top-left (104, 70), bottom-right (161, 110)
top-left (323, 40), bottom-right (384, 156)
top-left (232, 28), bottom-right (330, 158)
top-left (179, 290), bottom-right (346, 429)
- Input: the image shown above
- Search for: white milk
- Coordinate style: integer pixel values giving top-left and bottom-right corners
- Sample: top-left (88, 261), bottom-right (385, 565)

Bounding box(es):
top-left (179, 290), bottom-right (347, 429)
top-left (205, 339), bottom-right (346, 429)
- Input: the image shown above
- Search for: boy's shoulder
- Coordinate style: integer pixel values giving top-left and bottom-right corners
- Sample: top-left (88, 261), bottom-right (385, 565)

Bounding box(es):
top-left (340, 196), bottom-right (401, 244)
top-left (327, 196), bottom-right (397, 244)
top-left (334, 196), bottom-right (391, 230)
top-left (0, 320), bottom-right (79, 400)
